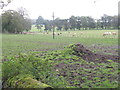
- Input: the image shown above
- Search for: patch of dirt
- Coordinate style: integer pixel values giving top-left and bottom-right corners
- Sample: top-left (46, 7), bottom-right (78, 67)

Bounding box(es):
top-left (72, 43), bottom-right (119, 63)
top-left (54, 43), bottom-right (119, 87)
top-left (86, 44), bottom-right (118, 56)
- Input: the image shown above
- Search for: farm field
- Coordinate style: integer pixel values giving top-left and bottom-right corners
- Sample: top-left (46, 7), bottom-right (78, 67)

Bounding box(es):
top-left (2, 30), bottom-right (118, 56)
top-left (1, 0), bottom-right (119, 88)
top-left (2, 29), bottom-right (119, 88)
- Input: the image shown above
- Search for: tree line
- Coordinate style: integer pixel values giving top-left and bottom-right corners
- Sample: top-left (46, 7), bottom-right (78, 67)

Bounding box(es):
top-left (1, 0), bottom-right (120, 34)
top-left (36, 14), bottom-right (119, 31)
top-left (1, 9), bottom-right (119, 34)
top-left (2, 8), bottom-right (32, 34)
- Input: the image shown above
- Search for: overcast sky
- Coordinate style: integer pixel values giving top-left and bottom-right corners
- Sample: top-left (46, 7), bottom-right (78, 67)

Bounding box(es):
top-left (1, 0), bottom-right (120, 20)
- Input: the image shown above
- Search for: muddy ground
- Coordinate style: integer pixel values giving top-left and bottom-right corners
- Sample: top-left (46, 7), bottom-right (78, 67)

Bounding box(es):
top-left (72, 43), bottom-right (119, 63)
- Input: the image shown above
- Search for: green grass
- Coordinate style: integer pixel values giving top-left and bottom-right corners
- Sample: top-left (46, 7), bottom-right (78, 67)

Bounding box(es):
top-left (0, 33), bottom-right (2, 88)
top-left (2, 30), bottom-right (118, 57)
top-left (2, 29), bottom-right (119, 88)
top-left (2, 45), bottom-right (119, 88)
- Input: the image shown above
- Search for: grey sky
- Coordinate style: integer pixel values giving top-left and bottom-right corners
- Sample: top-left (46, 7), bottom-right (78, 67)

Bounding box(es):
top-left (1, 0), bottom-right (119, 19)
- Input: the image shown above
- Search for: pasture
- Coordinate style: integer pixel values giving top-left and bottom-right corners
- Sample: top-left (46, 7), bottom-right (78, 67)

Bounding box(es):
top-left (2, 29), bottom-right (119, 88)
top-left (2, 30), bottom-right (118, 57)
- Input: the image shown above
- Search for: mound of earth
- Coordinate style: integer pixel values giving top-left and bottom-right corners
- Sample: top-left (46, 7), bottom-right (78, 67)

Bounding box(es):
top-left (71, 43), bottom-right (119, 63)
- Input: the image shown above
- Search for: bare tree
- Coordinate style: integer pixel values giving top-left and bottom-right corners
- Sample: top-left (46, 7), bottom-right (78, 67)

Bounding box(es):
top-left (0, 0), bottom-right (12, 9)
top-left (17, 7), bottom-right (29, 18)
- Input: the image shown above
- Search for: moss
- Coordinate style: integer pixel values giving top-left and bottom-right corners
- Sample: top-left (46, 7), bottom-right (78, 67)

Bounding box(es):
top-left (5, 74), bottom-right (53, 88)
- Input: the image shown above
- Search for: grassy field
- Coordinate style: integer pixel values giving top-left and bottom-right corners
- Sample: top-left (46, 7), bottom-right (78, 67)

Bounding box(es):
top-left (2, 29), bottom-right (119, 88)
top-left (2, 30), bottom-right (118, 56)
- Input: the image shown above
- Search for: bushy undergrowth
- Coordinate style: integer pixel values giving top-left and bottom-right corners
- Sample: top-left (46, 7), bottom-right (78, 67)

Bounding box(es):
top-left (2, 53), bottom-right (68, 88)
top-left (2, 44), bottom-right (119, 88)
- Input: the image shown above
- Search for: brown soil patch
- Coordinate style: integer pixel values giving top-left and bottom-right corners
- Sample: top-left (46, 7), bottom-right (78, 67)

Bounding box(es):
top-left (72, 43), bottom-right (119, 63)
top-left (54, 43), bottom-right (119, 87)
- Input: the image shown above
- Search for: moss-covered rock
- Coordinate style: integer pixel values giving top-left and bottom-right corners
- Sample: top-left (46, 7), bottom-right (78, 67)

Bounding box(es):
top-left (4, 74), bottom-right (53, 89)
